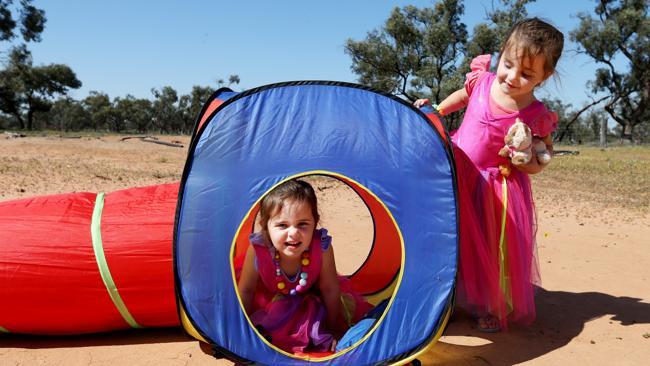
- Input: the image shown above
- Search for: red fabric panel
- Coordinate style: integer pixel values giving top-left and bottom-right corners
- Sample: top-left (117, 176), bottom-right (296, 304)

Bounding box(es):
top-left (101, 183), bottom-right (180, 328)
top-left (0, 192), bottom-right (126, 334)
top-left (340, 177), bottom-right (402, 295)
top-left (0, 184), bottom-right (181, 334)
top-left (426, 112), bottom-right (449, 145)
top-left (197, 99), bottom-right (225, 132)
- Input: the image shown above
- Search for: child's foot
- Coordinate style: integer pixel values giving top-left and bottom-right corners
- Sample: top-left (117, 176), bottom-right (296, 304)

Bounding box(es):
top-left (476, 315), bottom-right (500, 333)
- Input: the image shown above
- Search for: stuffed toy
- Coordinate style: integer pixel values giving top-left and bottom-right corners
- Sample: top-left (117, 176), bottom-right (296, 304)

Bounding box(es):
top-left (498, 118), bottom-right (552, 176)
top-left (499, 118), bottom-right (533, 165)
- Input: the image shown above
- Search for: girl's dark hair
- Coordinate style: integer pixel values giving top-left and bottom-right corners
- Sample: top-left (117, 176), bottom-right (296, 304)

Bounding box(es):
top-left (500, 17), bottom-right (564, 78)
top-left (258, 179), bottom-right (320, 242)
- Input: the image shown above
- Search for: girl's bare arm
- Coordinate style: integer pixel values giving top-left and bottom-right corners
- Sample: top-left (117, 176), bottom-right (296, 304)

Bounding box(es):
top-left (237, 245), bottom-right (258, 314)
top-left (319, 244), bottom-right (344, 337)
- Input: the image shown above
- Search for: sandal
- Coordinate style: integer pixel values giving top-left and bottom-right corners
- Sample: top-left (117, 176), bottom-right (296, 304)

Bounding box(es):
top-left (476, 315), bottom-right (501, 333)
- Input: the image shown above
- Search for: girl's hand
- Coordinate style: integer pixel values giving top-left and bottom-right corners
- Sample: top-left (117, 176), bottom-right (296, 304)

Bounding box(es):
top-left (330, 338), bottom-right (338, 352)
top-left (413, 99), bottom-right (431, 108)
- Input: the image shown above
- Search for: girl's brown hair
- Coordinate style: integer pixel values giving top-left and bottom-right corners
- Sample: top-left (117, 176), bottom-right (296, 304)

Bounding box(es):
top-left (500, 17), bottom-right (564, 78)
top-left (258, 179), bottom-right (320, 243)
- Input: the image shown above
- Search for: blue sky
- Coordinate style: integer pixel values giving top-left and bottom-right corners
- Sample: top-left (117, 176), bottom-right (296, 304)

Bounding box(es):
top-left (24, 0), bottom-right (604, 108)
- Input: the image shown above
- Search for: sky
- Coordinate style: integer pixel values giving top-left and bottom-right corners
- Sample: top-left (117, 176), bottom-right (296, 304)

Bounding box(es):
top-left (21, 0), bottom-right (607, 109)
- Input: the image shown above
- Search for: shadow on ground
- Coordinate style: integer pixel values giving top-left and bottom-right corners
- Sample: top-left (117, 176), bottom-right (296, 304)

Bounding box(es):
top-left (419, 287), bottom-right (650, 365)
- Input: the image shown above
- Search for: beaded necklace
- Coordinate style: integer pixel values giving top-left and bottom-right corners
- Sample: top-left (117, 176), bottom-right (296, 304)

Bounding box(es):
top-left (273, 249), bottom-right (310, 296)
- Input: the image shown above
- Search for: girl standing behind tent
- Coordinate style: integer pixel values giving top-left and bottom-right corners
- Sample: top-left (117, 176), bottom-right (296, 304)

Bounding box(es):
top-left (415, 17), bottom-right (564, 332)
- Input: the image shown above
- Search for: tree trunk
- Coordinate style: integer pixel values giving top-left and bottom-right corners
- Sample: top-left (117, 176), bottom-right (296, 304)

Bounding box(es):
top-left (599, 117), bottom-right (607, 148)
top-left (26, 109), bottom-right (34, 130)
top-left (12, 112), bottom-right (25, 130)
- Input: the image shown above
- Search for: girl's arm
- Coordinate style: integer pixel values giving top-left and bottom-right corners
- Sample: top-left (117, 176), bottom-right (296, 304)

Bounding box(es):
top-left (238, 245), bottom-right (258, 315)
top-left (515, 134), bottom-right (553, 175)
top-left (319, 244), bottom-right (345, 337)
top-left (413, 88), bottom-right (469, 116)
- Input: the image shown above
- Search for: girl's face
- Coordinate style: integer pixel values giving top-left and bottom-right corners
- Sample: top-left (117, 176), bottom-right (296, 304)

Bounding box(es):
top-left (267, 199), bottom-right (315, 260)
top-left (495, 46), bottom-right (548, 102)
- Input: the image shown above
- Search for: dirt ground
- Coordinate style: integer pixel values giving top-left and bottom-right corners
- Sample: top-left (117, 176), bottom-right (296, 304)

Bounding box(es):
top-left (0, 135), bottom-right (648, 366)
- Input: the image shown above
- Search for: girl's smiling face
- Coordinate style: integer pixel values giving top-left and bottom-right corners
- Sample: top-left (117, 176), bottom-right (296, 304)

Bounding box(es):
top-left (267, 199), bottom-right (315, 259)
top-left (495, 47), bottom-right (548, 102)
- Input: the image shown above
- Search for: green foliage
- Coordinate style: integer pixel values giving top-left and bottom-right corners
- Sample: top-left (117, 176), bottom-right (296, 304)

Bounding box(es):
top-left (345, 1), bottom-right (467, 104)
top-left (42, 97), bottom-right (89, 131)
top-left (151, 86), bottom-right (183, 133)
top-left (0, 46), bottom-right (81, 129)
top-left (345, 0), bottom-right (534, 129)
top-left (0, 0), bottom-right (45, 47)
top-left (570, 0), bottom-right (649, 141)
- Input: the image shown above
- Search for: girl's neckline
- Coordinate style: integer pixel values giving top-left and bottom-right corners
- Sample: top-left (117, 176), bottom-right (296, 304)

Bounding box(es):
top-left (487, 77), bottom-right (540, 118)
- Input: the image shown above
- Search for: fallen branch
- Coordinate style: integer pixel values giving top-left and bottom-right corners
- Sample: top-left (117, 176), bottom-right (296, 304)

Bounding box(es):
top-left (141, 137), bottom-right (184, 148)
top-left (4, 132), bottom-right (26, 139)
top-left (120, 135), bottom-right (183, 148)
top-left (121, 135), bottom-right (157, 141)
top-left (554, 150), bottom-right (580, 156)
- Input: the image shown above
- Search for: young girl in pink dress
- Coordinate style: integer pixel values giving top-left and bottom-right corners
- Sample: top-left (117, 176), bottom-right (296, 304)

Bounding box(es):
top-left (415, 18), bottom-right (564, 332)
top-left (237, 179), bottom-right (371, 354)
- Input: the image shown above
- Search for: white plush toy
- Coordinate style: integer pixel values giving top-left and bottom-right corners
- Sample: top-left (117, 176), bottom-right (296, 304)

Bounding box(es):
top-left (499, 118), bottom-right (533, 165)
top-left (498, 118), bottom-right (552, 176)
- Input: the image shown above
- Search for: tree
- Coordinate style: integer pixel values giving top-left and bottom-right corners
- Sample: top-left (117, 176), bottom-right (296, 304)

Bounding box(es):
top-left (151, 86), bottom-right (182, 133)
top-left (178, 85), bottom-right (214, 133)
top-left (571, 0), bottom-right (649, 142)
top-left (113, 94), bottom-right (152, 133)
top-left (345, 1), bottom-right (467, 104)
top-left (83, 91), bottom-right (112, 131)
top-left (0, 46), bottom-right (81, 129)
top-left (216, 74), bottom-right (240, 89)
top-left (0, 0), bottom-right (46, 50)
top-left (44, 97), bottom-right (89, 131)
top-left (345, 0), bottom-right (534, 129)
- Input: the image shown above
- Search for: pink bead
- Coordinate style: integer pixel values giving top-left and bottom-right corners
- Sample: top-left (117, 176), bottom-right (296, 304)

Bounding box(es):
top-left (295, 285), bottom-right (304, 292)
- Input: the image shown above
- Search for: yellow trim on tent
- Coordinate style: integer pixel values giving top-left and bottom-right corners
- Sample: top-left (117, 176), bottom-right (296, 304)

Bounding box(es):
top-left (180, 306), bottom-right (208, 343)
top-left (392, 306), bottom-right (453, 366)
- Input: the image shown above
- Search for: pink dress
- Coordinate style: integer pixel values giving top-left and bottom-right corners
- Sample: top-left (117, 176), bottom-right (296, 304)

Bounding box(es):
top-left (249, 228), bottom-right (372, 354)
top-left (452, 55), bottom-right (557, 329)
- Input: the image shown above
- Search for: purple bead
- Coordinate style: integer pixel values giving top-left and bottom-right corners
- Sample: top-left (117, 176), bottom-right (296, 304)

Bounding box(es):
top-left (290, 289), bottom-right (297, 296)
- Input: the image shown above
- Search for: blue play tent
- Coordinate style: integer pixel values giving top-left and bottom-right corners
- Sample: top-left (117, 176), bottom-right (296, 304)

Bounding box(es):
top-left (174, 81), bottom-right (458, 365)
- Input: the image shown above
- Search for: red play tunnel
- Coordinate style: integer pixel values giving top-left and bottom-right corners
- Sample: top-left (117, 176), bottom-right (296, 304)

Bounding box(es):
top-left (0, 183), bottom-right (180, 334)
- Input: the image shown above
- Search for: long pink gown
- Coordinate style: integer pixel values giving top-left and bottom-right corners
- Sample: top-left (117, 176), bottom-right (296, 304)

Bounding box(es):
top-left (452, 55), bottom-right (557, 329)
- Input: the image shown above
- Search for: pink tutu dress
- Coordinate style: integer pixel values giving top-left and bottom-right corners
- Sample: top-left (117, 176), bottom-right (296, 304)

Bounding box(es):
top-left (452, 55), bottom-right (557, 329)
top-left (248, 228), bottom-right (372, 354)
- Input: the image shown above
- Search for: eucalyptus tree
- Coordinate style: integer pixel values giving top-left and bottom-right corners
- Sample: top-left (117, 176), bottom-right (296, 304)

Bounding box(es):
top-left (345, 0), bottom-right (535, 129)
top-left (151, 86), bottom-right (182, 134)
top-left (571, 0), bottom-right (649, 141)
top-left (345, 0), bottom-right (467, 104)
top-left (0, 0), bottom-right (46, 51)
top-left (0, 46), bottom-right (81, 129)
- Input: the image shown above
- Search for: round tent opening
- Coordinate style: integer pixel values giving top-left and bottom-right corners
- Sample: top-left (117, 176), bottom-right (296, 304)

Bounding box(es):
top-left (231, 172), bottom-right (404, 359)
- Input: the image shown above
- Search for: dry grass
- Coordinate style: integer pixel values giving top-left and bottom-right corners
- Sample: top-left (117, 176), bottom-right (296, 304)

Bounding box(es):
top-left (532, 145), bottom-right (650, 215)
top-left (1, 134), bottom-right (648, 217)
